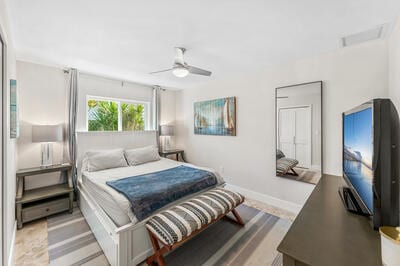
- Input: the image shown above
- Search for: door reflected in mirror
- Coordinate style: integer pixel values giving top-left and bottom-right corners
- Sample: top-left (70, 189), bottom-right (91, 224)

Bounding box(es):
top-left (276, 81), bottom-right (322, 185)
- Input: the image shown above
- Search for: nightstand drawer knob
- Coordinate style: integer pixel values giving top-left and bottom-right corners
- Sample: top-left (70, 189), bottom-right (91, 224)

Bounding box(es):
top-left (46, 208), bottom-right (50, 212)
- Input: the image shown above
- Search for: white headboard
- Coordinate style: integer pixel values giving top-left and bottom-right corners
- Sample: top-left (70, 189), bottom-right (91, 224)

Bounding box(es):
top-left (76, 130), bottom-right (157, 172)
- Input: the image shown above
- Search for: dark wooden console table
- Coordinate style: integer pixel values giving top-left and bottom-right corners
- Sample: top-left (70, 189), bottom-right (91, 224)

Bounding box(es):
top-left (277, 174), bottom-right (381, 266)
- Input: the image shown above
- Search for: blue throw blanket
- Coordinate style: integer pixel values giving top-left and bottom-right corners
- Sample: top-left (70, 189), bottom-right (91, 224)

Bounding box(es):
top-left (106, 165), bottom-right (218, 221)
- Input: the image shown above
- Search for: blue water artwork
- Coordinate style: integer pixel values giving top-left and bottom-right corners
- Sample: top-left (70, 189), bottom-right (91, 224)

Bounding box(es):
top-left (194, 97), bottom-right (236, 136)
top-left (10, 79), bottom-right (19, 138)
top-left (343, 107), bottom-right (373, 212)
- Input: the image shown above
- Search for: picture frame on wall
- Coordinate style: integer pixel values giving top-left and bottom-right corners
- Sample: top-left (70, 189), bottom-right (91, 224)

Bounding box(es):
top-left (10, 79), bottom-right (19, 138)
top-left (194, 96), bottom-right (236, 136)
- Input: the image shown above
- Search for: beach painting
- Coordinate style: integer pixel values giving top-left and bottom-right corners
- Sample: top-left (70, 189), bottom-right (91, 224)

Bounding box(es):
top-left (194, 97), bottom-right (236, 136)
top-left (10, 79), bottom-right (19, 138)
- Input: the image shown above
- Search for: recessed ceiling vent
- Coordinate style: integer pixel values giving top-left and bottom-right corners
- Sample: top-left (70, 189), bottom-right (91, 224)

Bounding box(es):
top-left (341, 25), bottom-right (387, 47)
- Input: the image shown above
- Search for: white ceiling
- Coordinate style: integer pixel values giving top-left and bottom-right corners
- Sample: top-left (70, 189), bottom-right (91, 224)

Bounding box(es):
top-left (6, 0), bottom-right (400, 89)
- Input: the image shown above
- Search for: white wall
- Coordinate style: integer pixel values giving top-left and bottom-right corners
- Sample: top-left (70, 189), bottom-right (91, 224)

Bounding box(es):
top-left (176, 40), bottom-right (389, 207)
top-left (389, 18), bottom-right (400, 110)
top-left (159, 89), bottom-right (177, 148)
top-left (17, 61), bottom-right (176, 189)
top-left (17, 61), bottom-right (68, 189)
top-left (160, 89), bottom-right (176, 126)
top-left (0, 0), bottom-right (17, 264)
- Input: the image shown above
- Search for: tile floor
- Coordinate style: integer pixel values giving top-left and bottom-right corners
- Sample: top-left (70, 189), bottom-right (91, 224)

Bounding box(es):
top-left (15, 219), bottom-right (49, 266)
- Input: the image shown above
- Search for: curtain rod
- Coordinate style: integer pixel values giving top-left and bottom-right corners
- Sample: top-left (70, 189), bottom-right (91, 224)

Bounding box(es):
top-left (63, 68), bottom-right (165, 90)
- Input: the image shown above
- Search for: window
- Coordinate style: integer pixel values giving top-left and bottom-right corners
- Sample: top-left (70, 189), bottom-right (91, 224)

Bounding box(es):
top-left (87, 96), bottom-right (149, 131)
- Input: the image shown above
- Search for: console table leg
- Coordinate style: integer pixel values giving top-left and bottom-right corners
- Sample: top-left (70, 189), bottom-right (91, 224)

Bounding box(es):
top-left (69, 191), bottom-right (74, 213)
top-left (16, 203), bottom-right (22, 229)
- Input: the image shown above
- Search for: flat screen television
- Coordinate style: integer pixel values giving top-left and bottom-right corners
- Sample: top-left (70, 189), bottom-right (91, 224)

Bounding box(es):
top-left (341, 98), bottom-right (400, 229)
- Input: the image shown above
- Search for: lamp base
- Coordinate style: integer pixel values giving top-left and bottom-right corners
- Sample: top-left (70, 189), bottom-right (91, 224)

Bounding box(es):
top-left (161, 136), bottom-right (174, 151)
top-left (41, 143), bottom-right (53, 168)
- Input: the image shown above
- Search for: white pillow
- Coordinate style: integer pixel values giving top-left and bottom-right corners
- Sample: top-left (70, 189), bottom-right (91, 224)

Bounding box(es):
top-left (125, 146), bottom-right (160, 166)
top-left (85, 148), bottom-right (128, 172)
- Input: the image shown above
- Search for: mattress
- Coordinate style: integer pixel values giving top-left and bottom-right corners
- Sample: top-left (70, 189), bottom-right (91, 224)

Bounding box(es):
top-left (79, 158), bottom-right (223, 227)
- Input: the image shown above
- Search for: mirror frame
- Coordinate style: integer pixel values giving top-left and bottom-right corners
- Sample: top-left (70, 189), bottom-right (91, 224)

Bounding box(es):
top-left (0, 27), bottom-right (5, 265)
top-left (275, 81), bottom-right (323, 184)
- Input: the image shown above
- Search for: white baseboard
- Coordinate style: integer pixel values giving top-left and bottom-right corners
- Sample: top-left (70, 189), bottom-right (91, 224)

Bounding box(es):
top-left (225, 183), bottom-right (303, 214)
top-left (310, 164), bottom-right (321, 170)
top-left (7, 221), bottom-right (17, 266)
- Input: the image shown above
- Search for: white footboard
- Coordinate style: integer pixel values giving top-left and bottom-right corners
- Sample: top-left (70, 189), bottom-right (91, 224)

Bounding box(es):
top-left (79, 189), bottom-right (154, 266)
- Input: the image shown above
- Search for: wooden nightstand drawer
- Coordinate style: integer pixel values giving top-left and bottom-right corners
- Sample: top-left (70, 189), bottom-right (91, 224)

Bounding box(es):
top-left (22, 197), bottom-right (70, 223)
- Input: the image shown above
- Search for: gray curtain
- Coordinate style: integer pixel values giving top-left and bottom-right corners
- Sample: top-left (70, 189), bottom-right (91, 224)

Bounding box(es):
top-left (68, 69), bottom-right (78, 191)
top-left (152, 86), bottom-right (161, 148)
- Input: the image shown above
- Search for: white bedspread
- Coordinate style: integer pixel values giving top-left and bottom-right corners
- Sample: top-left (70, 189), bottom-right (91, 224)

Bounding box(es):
top-left (79, 158), bottom-right (223, 227)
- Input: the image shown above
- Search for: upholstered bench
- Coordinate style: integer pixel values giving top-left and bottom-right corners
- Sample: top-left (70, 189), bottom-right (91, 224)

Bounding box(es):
top-left (277, 157), bottom-right (299, 176)
top-left (145, 188), bottom-right (245, 266)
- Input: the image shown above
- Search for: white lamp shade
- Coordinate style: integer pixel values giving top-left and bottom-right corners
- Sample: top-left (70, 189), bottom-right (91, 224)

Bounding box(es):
top-left (172, 67), bottom-right (189, 78)
top-left (32, 125), bottom-right (63, 143)
top-left (160, 125), bottom-right (174, 136)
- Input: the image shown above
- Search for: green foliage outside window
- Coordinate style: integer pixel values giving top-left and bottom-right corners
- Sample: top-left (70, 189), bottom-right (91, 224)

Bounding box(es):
top-left (121, 103), bottom-right (145, 131)
top-left (88, 99), bottom-right (145, 131)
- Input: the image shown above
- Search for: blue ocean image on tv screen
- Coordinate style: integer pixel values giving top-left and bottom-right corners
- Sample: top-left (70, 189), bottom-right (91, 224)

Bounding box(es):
top-left (343, 107), bottom-right (373, 212)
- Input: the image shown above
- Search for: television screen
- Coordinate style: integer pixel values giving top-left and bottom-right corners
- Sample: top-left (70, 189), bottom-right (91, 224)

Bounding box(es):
top-left (343, 107), bottom-right (374, 213)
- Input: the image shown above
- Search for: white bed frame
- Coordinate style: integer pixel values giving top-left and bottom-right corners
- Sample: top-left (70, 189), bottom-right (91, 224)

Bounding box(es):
top-left (76, 131), bottom-right (159, 266)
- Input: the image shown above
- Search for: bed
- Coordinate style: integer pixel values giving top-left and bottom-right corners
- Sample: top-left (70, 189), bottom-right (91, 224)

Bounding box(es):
top-left (76, 131), bottom-right (224, 266)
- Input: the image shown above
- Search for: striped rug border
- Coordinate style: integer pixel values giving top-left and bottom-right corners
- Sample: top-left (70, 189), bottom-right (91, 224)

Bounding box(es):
top-left (47, 208), bottom-right (108, 266)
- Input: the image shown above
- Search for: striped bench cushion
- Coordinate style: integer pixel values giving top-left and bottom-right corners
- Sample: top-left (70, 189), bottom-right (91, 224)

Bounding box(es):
top-left (145, 188), bottom-right (245, 246)
top-left (276, 157), bottom-right (298, 174)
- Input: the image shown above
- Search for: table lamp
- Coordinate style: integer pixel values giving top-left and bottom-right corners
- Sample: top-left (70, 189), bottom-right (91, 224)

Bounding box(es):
top-left (160, 125), bottom-right (174, 151)
top-left (32, 125), bottom-right (63, 167)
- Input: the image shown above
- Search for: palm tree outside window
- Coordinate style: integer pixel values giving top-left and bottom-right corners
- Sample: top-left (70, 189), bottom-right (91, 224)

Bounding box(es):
top-left (87, 96), bottom-right (148, 131)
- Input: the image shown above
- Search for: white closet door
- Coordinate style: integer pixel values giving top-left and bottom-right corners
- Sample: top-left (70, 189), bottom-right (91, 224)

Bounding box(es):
top-left (278, 106), bottom-right (311, 168)
top-left (294, 107), bottom-right (311, 168)
top-left (278, 108), bottom-right (295, 158)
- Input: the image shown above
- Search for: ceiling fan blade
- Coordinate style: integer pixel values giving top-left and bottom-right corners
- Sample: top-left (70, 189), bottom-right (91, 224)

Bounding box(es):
top-left (187, 65), bottom-right (212, 76)
top-left (174, 47), bottom-right (185, 65)
top-left (149, 68), bottom-right (173, 74)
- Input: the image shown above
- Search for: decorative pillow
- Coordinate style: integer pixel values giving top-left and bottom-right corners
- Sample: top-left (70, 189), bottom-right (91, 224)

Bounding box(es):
top-left (86, 148), bottom-right (128, 172)
top-left (125, 146), bottom-right (160, 166)
top-left (276, 149), bottom-right (285, 159)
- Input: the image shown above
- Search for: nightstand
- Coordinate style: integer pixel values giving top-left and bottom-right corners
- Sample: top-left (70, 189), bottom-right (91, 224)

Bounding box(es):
top-left (159, 149), bottom-right (186, 162)
top-left (16, 163), bottom-right (74, 229)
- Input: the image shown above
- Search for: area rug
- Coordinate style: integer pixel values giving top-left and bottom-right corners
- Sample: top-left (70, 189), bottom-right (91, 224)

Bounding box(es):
top-left (47, 208), bottom-right (108, 266)
top-left (47, 205), bottom-right (290, 266)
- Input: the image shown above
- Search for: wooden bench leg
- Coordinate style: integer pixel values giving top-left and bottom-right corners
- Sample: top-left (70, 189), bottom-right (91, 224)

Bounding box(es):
top-left (231, 208), bottom-right (245, 226)
top-left (291, 168), bottom-right (299, 176)
top-left (147, 231), bottom-right (166, 266)
top-left (224, 208), bottom-right (245, 226)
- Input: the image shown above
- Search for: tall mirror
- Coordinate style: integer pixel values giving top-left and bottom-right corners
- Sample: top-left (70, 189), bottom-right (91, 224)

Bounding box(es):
top-left (276, 81), bottom-right (322, 185)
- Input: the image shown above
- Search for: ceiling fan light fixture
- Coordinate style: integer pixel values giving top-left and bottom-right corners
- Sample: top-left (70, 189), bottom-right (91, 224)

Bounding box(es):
top-left (172, 66), bottom-right (189, 77)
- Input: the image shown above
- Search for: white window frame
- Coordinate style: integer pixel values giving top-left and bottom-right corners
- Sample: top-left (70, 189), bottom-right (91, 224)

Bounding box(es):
top-left (86, 95), bottom-right (150, 132)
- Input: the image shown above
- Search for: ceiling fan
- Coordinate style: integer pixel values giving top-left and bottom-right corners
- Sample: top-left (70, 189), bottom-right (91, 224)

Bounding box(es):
top-left (149, 47), bottom-right (212, 78)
